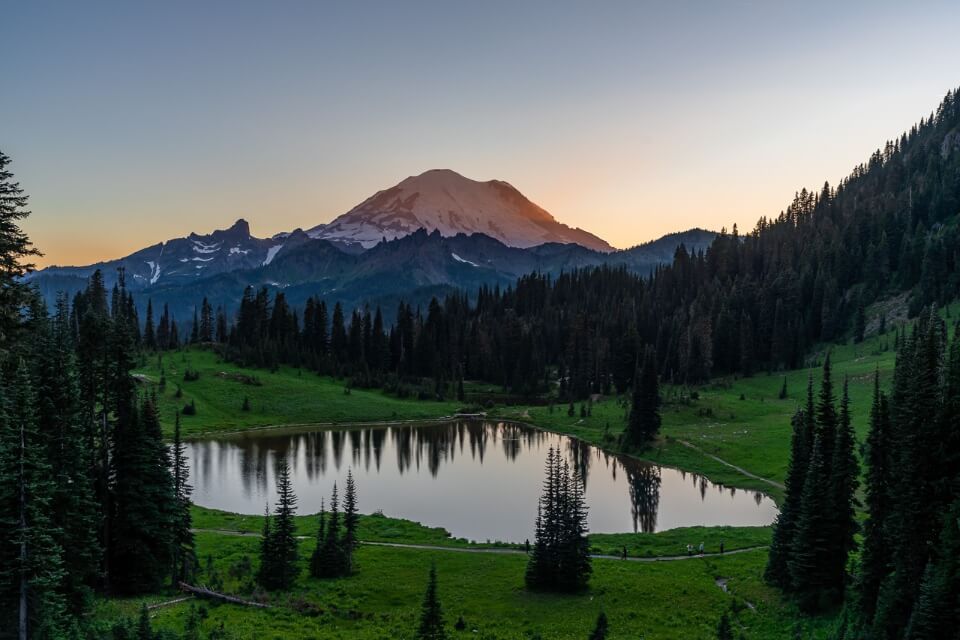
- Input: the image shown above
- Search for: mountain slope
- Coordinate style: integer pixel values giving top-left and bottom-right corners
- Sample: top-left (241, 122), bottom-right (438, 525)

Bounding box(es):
top-left (307, 169), bottom-right (613, 251)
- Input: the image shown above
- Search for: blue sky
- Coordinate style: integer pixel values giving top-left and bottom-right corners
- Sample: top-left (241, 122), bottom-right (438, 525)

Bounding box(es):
top-left (5, 1), bottom-right (960, 265)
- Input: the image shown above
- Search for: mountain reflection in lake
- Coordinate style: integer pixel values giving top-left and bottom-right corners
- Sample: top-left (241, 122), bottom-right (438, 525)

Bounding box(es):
top-left (186, 421), bottom-right (777, 543)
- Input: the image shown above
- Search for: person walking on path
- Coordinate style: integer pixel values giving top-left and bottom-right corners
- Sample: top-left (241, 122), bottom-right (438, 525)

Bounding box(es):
top-left (621, 545), bottom-right (628, 560)
top-left (524, 539), bottom-right (530, 554)
top-left (719, 540), bottom-right (724, 554)
top-left (686, 544), bottom-right (692, 556)
top-left (698, 542), bottom-right (704, 555)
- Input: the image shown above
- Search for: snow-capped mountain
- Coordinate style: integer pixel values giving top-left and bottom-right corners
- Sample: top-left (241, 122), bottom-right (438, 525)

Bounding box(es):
top-left (306, 169), bottom-right (613, 252)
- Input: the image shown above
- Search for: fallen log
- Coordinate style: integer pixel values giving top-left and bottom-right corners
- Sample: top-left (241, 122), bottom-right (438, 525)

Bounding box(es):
top-left (147, 595), bottom-right (194, 610)
top-left (178, 582), bottom-right (271, 608)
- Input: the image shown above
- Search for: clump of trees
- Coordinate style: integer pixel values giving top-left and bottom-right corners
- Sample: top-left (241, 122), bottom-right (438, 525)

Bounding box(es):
top-left (765, 355), bottom-right (859, 612)
top-left (525, 447), bottom-right (591, 592)
top-left (310, 470), bottom-right (359, 578)
top-left (0, 150), bottom-right (193, 637)
top-left (850, 308), bottom-right (960, 637)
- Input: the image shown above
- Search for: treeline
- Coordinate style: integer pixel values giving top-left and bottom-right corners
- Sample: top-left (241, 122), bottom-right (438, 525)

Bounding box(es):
top-left (0, 151), bottom-right (194, 638)
top-left (151, 89), bottom-right (960, 403)
top-left (766, 307), bottom-right (960, 637)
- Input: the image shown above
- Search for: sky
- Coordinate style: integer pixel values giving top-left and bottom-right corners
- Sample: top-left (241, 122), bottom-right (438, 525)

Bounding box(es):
top-left (5, 1), bottom-right (960, 267)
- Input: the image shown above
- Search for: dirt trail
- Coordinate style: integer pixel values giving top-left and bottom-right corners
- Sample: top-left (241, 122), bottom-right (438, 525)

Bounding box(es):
top-left (675, 440), bottom-right (785, 490)
top-left (191, 528), bottom-right (767, 562)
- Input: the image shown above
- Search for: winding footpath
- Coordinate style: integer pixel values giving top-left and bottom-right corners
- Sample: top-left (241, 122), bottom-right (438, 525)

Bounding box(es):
top-left (190, 528), bottom-right (767, 562)
top-left (675, 439), bottom-right (785, 491)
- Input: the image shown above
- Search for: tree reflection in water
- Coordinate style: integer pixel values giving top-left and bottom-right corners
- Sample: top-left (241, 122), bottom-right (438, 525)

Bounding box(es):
top-left (186, 420), bottom-right (776, 539)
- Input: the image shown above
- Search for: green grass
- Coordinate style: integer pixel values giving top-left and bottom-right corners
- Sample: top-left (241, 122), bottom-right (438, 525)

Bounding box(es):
top-left (192, 506), bottom-right (771, 557)
top-left (108, 302), bottom-right (960, 638)
top-left (489, 307), bottom-right (946, 503)
top-left (133, 348), bottom-right (462, 438)
top-left (100, 527), bottom-right (832, 640)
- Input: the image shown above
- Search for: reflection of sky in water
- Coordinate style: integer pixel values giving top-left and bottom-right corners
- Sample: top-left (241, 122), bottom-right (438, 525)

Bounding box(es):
top-left (186, 422), bottom-right (777, 543)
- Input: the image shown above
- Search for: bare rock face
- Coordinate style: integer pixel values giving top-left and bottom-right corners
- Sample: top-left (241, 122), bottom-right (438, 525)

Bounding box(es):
top-left (307, 169), bottom-right (613, 252)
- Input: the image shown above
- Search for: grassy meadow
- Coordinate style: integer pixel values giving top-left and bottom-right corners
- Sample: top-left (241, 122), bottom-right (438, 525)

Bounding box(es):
top-left (111, 302), bottom-right (959, 639)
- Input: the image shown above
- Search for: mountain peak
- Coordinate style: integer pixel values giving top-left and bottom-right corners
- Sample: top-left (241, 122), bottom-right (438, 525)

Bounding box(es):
top-left (224, 218), bottom-right (251, 236)
top-left (307, 170), bottom-right (612, 252)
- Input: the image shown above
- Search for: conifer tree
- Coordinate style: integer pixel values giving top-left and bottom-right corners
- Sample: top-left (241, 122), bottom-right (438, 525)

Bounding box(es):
top-left (342, 470), bottom-right (359, 573)
top-left (525, 447), bottom-right (591, 591)
top-left (416, 563), bottom-right (447, 640)
top-left (625, 348), bottom-right (660, 447)
top-left (256, 503), bottom-right (274, 588)
top-left (0, 362), bottom-right (69, 638)
top-left (828, 379), bottom-right (859, 591)
top-left (0, 151), bottom-right (41, 351)
top-left (788, 432), bottom-right (833, 612)
top-left (28, 295), bottom-right (100, 616)
top-left (143, 300), bottom-right (156, 350)
top-left (109, 395), bottom-right (177, 594)
top-left (764, 408), bottom-right (811, 590)
top-left (857, 371), bottom-right (890, 623)
top-left (588, 611), bottom-right (609, 640)
top-left (309, 498), bottom-right (326, 578)
top-left (903, 498), bottom-right (960, 639)
top-left (257, 459), bottom-right (300, 590)
top-left (716, 612), bottom-right (733, 640)
top-left (170, 414), bottom-right (196, 585)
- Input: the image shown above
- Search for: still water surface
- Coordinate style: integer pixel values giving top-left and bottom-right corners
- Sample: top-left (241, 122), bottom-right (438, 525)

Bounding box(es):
top-left (186, 421), bottom-right (777, 542)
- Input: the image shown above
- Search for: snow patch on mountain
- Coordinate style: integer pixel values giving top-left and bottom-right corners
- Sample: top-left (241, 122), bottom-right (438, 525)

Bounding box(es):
top-left (146, 261), bottom-right (161, 285)
top-left (192, 240), bottom-right (221, 254)
top-left (263, 244), bottom-right (284, 266)
top-left (451, 252), bottom-right (478, 267)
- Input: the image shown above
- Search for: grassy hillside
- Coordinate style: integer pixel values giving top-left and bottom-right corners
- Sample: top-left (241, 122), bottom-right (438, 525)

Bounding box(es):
top-left (133, 349), bottom-right (461, 438)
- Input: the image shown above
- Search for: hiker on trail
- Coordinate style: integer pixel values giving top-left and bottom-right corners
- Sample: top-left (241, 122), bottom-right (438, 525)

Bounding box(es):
top-left (699, 542), bottom-right (704, 555)
top-left (622, 545), bottom-right (628, 560)
top-left (686, 544), bottom-right (692, 556)
top-left (525, 539), bottom-right (531, 554)
top-left (720, 540), bottom-right (724, 554)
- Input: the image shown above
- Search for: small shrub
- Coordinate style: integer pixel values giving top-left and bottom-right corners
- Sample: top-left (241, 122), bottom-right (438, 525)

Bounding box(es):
top-left (183, 368), bottom-right (200, 382)
top-left (182, 400), bottom-right (197, 416)
top-left (175, 385), bottom-right (183, 399)
top-left (241, 396), bottom-right (251, 412)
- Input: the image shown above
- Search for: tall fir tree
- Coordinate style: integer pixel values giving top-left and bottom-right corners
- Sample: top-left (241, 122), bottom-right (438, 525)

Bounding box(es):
top-left (625, 348), bottom-right (661, 447)
top-left (0, 151), bottom-right (41, 352)
top-left (0, 362), bottom-right (69, 638)
top-left (416, 563), bottom-right (447, 640)
top-left (856, 371), bottom-right (891, 624)
top-left (170, 413), bottom-right (195, 585)
top-left (257, 458), bottom-right (300, 590)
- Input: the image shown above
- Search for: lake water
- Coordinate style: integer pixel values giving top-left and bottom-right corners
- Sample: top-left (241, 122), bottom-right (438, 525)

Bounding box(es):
top-left (186, 420), bottom-right (777, 543)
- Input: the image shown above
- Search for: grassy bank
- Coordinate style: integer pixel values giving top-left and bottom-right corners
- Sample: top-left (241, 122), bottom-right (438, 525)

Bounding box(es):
top-left (192, 506), bottom-right (772, 557)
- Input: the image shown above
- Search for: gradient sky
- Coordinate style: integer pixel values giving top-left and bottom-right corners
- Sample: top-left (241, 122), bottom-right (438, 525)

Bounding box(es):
top-left (5, 1), bottom-right (960, 267)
